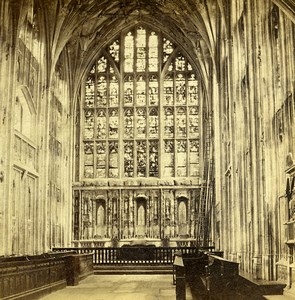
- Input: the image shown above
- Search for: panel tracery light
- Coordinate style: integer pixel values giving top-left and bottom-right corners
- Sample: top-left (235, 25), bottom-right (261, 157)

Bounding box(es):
top-left (81, 25), bottom-right (201, 179)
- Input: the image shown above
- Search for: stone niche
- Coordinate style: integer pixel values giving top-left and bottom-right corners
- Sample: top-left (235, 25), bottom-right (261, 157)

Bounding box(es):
top-left (73, 186), bottom-right (201, 246)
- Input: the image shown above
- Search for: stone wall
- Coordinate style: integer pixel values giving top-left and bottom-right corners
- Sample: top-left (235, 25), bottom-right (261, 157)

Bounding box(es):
top-left (0, 0), bottom-right (73, 256)
top-left (213, 0), bottom-right (295, 280)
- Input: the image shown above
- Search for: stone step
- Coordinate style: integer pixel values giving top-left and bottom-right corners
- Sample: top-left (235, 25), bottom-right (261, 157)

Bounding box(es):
top-left (94, 265), bottom-right (173, 275)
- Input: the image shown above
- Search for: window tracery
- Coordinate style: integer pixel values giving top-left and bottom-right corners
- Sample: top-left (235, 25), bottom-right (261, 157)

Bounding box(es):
top-left (81, 25), bottom-right (201, 179)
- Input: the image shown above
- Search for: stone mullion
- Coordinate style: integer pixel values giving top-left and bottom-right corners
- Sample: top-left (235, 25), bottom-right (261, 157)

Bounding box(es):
top-left (1, 3), bottom-right (20, 256)
top-left (119, 189), bottom-right (123, 240)
top-left (288, 19), bottom-right (295, 150)
top-left (241, 7), bottom-right (250, 272)
top-left (221, 37), bottom-right (230, 258)
top-left (223, 4), bottom-right (232, 259)
top-left (273, 6), bottom-right (285, 262)
top-left (290, 22), bottom-right (295, 152)
top-left (244, 0), bottom-right (257, 276)
top-left (232, 0), bottom-right (241, 263)
top-left (189, 191), bottom-right (194, 238)
top-left (265, 2), bottom-right (283, 281)
top-left (263, 2), bottom-right (277, 280)
top-left (279, 12), bottom-right (295, 278)
top-left (227, 0), bottom-right (239, 262)
top-left (67, 94), bottom-right (74, 247)
top-left (78, 190), bottom-right (83, 243)
top-left (172, 191), bottom-right (176, 238)
top-left (255, 0), bottom-right (265, 279)
top-left (264, 2), bottom-right (275, 273)
top-left (148, 192), bottom-right (151, 238)
top-left (234, 0), bottom-right (247, 263)
top-left (247, 0), bottom-right (263, 279)
top-left (62, 55), bottom-right (73, 248)
top-left (278, 15), bottom-right (287, 109)
top-left (284, 18), bottom-right (294, 149)
top-left (0, 1), bottom-right (8, 255)
top-left (268, 12), bottom-right (281, 279)
top-left (212, 4), bottom-right (224, 248)
top-left (270, 5), bottom-right (284, 263)
top-left (107, 196), bottom-right (112, 238)
top-left (259, 4), bottom-right (272, 280)
top-left (221, 28), bottom-right (229, 256)
top-left (277, 14), bottom-right (289, 210)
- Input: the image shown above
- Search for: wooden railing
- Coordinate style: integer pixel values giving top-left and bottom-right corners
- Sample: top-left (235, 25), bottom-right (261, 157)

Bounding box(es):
top-left (52, 247), bottom-right (200, 265)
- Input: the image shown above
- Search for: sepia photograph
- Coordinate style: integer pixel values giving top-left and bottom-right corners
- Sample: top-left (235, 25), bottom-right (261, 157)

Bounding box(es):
top-left (0, 0), bottom-right (294, 299)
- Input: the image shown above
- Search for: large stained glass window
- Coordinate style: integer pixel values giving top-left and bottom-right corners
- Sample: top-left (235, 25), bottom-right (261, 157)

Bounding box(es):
top-left (82, 26), bottom-right (200, 179)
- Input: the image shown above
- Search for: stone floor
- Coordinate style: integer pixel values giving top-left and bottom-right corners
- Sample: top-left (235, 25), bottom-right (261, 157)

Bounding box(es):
top-left (264, 296), bottom-right (295, 300)
top-left (40, 274), bottom-right (193, 300)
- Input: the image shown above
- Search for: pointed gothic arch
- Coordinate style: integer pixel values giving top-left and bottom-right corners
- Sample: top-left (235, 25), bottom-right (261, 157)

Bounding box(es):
top-left (78, 23), bottom-right (202, 180)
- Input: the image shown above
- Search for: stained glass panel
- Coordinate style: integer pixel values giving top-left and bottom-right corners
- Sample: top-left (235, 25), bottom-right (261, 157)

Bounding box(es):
top-left (84, 142), bottom-right (94, 178)
top-left (149, 75), bottom-right (158, 105)
top-left (136, 75), bottom-right (146, 106)
top-left (175, 53), bottom-right (186, 71)
top-left (85, 75), bottom-right (94, 108)
top-left (90, 64), bottom-right (95, 74)
top-left (97, 56), bottom-right (107, 72)
top-left (124, 32), bottom-right (134, 72)
top-left (164, 140), bottom-right (174, 177)
top-left (164, 107), bottom-right (174, 138)
top-left (84, 110), bottom-right (94, 139)
top-left (136, 27), bottom-right (146, 47)
top-left (137, 141), bottom-right (147, 177)
top-left (109, 141), bottom-right (119, 177)
top-left (188, 74), bottom-right (198, 105)
top-left (124, 75), bottom-right (134, 105)
top-left (97, 75), bottom-right (107, 106)
top-left (124, 108), bottom-right (134, 138)
top-left (124, 141), bottom-right (134, 177)
top-left (189, 139), bottom-right (199, 177)
top-left (176, 74), bottom-right (186, 105)
top-left (176, 140), bottom-right (187, 177)
top-left (84, 166), bottom-right (94, 178)
top-left (149, 32), bottom-right (158, 72)
top-left (109, 109), bottom-right (119, 139)
top-left (82, 25), bottom-right (201, 179)
top-left (176, 107), bottom-right (187, 137)
top-left (84, 142), bottom-right (94, 165)
top-left (149, 141), bottom-right (158, 177)
top-left (109, 76), bottom-right (119, 107)
top-left (163, 38), bottom-right (174, 63)
top-left (136, 27), bottom-right (146, 72)
top-left (96, 109), bottom-right (106, 139)
top-left (136, 108), bottom-right (146, 138)
top-left (96, 141), bottom-right (106, 177)
top-left (109, 40), bottom-right (120, 63)
top-left (149, 108), bottom-right (158, 138)
top-left (164, 75), bottom-right (173, 105)
top-left (189, 107), bottom-right (199, 137)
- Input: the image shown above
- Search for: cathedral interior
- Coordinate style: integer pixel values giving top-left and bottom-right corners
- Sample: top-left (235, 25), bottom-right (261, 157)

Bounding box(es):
top-left (0, 0), bottom-right (295, 298)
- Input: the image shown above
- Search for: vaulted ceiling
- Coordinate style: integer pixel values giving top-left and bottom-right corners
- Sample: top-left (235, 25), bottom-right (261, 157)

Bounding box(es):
top-left (10, 0), bottom-right (295, 110)
top-left (34, 0), bottom-right (222, 102)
